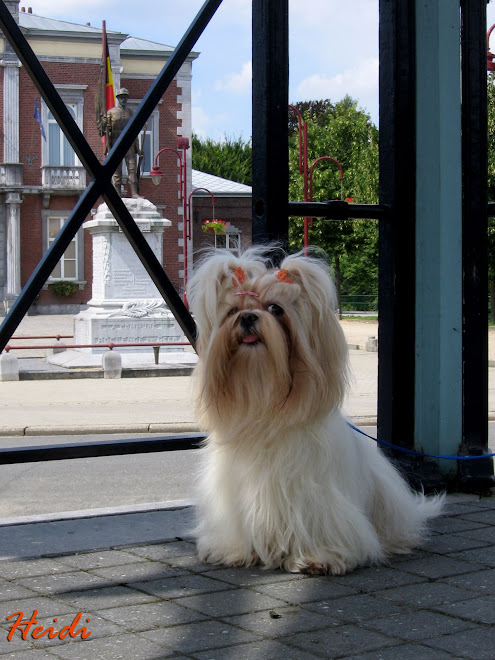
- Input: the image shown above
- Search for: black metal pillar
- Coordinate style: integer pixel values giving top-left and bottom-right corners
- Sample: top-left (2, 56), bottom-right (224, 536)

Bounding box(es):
top-left (251, 0), bottom-right (289, 247)
top-left (460, 0), bottom-right (493, 489)
top-left (377, 0), bottom-right (418, 470)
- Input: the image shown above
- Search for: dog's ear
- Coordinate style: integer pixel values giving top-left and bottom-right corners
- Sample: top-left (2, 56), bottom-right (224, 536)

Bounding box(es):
top-left (278, 255), bottom-right (339, 313)
top-left (278, 253), bottom-right (349, 406)
top-left (187, 250), bottom-right (266, 344)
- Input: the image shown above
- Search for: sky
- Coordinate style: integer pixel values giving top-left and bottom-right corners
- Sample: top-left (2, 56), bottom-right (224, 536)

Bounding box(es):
top-left (23, 1), bottom-right (495, 142)
top-left (26, 0), bottom-right (380, 142)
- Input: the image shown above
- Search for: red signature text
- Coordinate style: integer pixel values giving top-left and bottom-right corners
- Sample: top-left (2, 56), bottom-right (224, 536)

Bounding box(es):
top-left (6, 610), bottom-right (92, 641)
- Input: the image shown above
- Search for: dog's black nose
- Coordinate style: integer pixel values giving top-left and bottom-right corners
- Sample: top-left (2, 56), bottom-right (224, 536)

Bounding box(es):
top-left (239, 311), bottom-right (258, 330)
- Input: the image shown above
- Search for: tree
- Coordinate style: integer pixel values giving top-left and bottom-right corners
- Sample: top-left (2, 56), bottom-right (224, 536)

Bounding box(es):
top-left (288, 99), bottom-right (335, 136)
top-left (288, 96), bottom-right (379, 310)
top-left (191, 133), bottom-right (252, 186)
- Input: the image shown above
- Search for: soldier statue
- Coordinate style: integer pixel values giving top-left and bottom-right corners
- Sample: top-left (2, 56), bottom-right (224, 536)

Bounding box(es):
top-left (101, 88), bottom-right (140, 198)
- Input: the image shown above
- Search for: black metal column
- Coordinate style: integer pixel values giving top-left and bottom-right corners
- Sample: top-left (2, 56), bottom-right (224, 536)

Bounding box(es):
top-left (459, 0), bottom-right (493, 489)
top-left (251, 0), bottom-right (289, 247)
top-left (377, 0), bottom-right (418, 466)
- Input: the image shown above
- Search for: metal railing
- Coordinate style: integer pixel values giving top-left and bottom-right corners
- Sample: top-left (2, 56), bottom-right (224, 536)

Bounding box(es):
top-left (3, 339), bottom-right (192, 366)
top-left (340, 295), bottom-right (378, 312)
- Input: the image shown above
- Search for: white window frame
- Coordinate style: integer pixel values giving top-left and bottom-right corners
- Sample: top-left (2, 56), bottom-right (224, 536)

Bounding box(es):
top-left (215, 231), bottom-right (242, 257)
top-left (42, 211), bottom-right (84, 283)
top-left (126, 102), bottom-right (159, 176)
top-left (41, 85), bottom-right (86, 168)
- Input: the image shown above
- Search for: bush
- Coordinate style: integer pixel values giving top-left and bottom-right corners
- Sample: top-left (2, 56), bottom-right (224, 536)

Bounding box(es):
top-left (49, 281), bottom-right (78, 297)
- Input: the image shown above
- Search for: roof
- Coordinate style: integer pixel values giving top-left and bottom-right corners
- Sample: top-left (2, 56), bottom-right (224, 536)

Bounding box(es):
top-left (192, 170), bottom-right (252, 197)
top-left (18, 11), bottom-right (198, 57)
top-left (19, 11), bottom-right (125, 40)
top-left (121, 36), bottom-right (174, 54)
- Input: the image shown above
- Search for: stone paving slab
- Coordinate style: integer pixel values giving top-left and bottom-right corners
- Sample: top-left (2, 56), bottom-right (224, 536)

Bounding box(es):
top-left (0, 494), bottom-right (492, 658)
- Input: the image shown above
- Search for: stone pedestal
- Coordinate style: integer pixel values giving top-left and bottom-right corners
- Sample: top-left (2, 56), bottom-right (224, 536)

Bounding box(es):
top-left (73, 197), bottom-right (184, 353)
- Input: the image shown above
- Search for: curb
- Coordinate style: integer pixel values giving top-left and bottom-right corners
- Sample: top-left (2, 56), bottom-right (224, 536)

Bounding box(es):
top-left (1, 416), bottom-right (494, 437)
top-left (0, 423), bottom-right (201, 437)
top-left (0, 499), bottom-right (193, 528)
top-left (18, 366), bottom-right (194, 380)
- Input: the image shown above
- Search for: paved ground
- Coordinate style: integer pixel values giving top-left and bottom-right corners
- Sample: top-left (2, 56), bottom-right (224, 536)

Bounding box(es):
top-left (0, 315), bottom-right (494, 659)
top-left (0, 495), bottom-right (493, 659)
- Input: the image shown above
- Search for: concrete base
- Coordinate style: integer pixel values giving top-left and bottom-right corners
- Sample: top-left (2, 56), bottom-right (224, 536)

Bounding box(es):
top-left (47, 349), bottom-right (198, 370)
top-left (73, 307), bottom-right (184, 354)
top-left (0, 353), bottom-right (19, 381)
top-left (73, 197), bottom-right (184, 355)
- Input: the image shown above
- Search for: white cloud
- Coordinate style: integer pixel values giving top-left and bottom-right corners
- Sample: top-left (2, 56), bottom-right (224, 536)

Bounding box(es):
top-left (215, 61), bottom-right (252, 95)
top-left (191, 105), bottom-right (211, 138)
top-left (296, 58), bottom-right (378, 101)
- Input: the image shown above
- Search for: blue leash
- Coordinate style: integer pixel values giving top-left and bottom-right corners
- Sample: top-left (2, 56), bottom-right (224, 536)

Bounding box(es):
top-left (347, 421), bottom-right (495, 461)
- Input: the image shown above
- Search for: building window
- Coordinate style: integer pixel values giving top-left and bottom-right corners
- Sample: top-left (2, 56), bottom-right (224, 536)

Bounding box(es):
top-left (42, 212), bottom-right (84, 282)
top-left (41, 85), bottom-right (86, 168)
top-left (47, 105), bottom-right (76, 166)
top-left (127, 103), bottom-right (158, 176)
top-left (215, 231), bottom-right (241, 256)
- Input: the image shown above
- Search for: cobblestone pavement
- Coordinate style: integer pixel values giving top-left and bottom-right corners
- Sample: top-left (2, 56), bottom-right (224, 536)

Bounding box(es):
top-left (0, 494), bottom-right (493, 659)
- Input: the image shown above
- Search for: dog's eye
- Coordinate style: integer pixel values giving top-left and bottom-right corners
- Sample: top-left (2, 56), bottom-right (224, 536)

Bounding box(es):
top-left (267, 304), bottom-right (284, 317)
top-left (227, 307), bottom-right (238, 317)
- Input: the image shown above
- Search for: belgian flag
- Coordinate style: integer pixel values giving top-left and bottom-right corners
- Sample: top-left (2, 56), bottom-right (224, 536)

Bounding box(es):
top-left (95, 20), bottom-right (116, 154)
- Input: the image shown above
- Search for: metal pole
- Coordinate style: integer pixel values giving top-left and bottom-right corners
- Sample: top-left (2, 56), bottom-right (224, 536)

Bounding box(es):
top-left (252, 0), bottom-right (289, 249)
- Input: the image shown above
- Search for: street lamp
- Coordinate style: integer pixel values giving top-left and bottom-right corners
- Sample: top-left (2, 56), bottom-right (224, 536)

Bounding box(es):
top-left (150, 137), bottom-right (190, 303)
top-left (187, 187), bottom-right (216, 228)
top-left (488, 24), bottom-right (495, 71)
top-left (289, 105), bottom-right (310, 250)
top-left (309, 156), bottom-right (344, 203)
top-left (288, 105), bottom-right (344, 252)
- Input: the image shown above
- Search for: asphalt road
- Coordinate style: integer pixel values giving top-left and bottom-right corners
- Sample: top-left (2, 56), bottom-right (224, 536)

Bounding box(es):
top-left (0, 433), bottom-right (201, 520)
top-left (1, 425), bottom-right (494, 520)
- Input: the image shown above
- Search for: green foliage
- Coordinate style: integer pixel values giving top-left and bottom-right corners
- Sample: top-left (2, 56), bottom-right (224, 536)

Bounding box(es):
top-left (191, 133), bottom-right (252, 186)
top-left (288, 96), bottom-right (379, 299)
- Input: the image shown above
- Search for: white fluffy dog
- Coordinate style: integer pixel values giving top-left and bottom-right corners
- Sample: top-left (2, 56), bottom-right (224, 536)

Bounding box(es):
top-left (187, 247), bottom-right (444, 575)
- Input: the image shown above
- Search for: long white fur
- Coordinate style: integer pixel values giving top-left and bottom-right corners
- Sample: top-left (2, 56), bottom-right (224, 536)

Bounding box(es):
top-left (188, 246), bottom-right (444, 575)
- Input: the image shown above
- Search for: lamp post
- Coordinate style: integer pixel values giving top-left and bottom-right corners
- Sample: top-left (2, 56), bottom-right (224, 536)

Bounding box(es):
top-left (309, 156), bottom-right (344, 202)
top-left (288, 105), bottom-right (344, 252)
top-left (487, 23), bottom-right (495, 71)
top-left (151, 137), bottom-right (190, 303)
top-left (187, 187), bottom-right (215, 229)
top-left (289, 105), bottom-right (310, 250)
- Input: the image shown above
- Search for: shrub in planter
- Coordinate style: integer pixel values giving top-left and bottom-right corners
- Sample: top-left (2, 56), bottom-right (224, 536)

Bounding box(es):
top-left (202, 219), bottom-right (228, 235)
top-left (49, 280), bottom-right (78, 297)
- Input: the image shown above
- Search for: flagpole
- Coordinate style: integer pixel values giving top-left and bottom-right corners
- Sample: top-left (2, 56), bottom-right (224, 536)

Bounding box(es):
top-left (102, 20), bottom-right (107, 90)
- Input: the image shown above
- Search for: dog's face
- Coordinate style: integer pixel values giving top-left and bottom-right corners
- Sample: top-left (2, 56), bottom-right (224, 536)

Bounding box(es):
top-left (188, 249), bottom-right (348, 434)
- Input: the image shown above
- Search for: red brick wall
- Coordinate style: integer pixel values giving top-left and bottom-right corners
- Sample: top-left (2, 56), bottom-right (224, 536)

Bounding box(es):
top-left (11, 61), bottom-right (184, 308)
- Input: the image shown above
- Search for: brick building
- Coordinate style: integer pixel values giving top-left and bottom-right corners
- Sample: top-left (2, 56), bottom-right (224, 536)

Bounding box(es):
top-left (191, 169), bottom-right (252, 257)
top-left (0, 1), bottom-right (199, 313)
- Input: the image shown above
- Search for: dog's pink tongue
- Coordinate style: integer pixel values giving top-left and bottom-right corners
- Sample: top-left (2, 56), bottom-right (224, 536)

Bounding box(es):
top-left (242, 334), bottom-right (258, 344)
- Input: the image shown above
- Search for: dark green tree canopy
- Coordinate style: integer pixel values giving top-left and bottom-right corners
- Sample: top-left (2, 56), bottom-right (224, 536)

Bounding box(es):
top-left (191, 133), bottom-right (252, 186)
